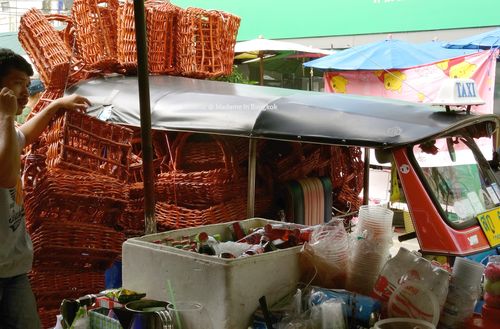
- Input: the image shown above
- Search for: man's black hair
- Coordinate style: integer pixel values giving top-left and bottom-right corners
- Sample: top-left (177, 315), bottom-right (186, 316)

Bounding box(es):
top-left (0, 48), bottom-right (34, 78)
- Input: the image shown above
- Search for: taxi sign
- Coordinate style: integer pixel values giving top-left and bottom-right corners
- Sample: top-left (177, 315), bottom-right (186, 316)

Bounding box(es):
top-left (476, 207), bottom-right (500, 247)
top-left (432, 78), bottom-right (485, 106)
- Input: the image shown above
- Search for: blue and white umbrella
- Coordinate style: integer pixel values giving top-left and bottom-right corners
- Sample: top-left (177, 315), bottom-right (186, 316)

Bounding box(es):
top-left (444, 28), bottom-right (500, 49)
top-left (304, 38), bottom-right (442, 71)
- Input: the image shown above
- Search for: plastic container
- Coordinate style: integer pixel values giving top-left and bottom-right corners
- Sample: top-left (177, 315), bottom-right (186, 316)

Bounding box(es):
top-left (122, 218), bottom-right (302, 329)
top-left (452, 257), bottom-right (485, 288)
top-left (356, 205), bottom-right (394, 240)
top-left (438, 257), bottom-right (484, 329)
top-left (373, 317), bottom-right (436, 329)
top-left (388, 281), bottom-right (440, 326)
top-left (372, 247), bottom-right (420, 303)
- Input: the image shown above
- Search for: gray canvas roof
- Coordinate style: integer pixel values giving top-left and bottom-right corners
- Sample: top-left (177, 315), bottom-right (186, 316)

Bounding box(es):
top-left (67, 75), bottom-right (498, 148)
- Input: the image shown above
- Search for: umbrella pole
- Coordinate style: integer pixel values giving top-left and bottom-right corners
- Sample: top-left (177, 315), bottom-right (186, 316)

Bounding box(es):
top-left (363, 148), bottom-right (370, 205)
top-left (259, 52), bottom-right (264, 86)
top-left (133, 0), bottom-right (156, 234)
top-left (246, 139), bottom-right (257, 217)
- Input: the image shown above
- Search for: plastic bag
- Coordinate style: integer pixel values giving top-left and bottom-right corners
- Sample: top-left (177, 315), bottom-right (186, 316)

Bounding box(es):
top-left (70, 307), bottom-right (89, 329)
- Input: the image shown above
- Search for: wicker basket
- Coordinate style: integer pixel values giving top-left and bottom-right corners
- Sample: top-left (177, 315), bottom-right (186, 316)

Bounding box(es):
top-left (128, 129), bottom-right (171, 183)
top-left (45, 110), bottom-right (133, 181)
top-left (25, 88), bottom-right (64, 122)
top-left (155, 198), bottom-right (247, 230)
top-left (29, 268), bottom-right (105, 308)
top-left (24, 168), bottom-right (129, 230)
top-left (45, 14), bottom-right (75, 54)
top-left (146, 0), bottom-right (182, 74)
top-left (18, 8), bottom-right (71, 89)
top-left (45, 13), bottom-right (97, 86)
top-left (31, 219), bottom-right (124, 268)
top-left (38, 307), bottom-right (60, 329)
top-left (116, 0), bottom-right (137, 71)
top-left (156, 133), bottom-right (245, 208)
top-left (72, 0), bottom-right (119, 70)
top-left (177, 7), bottom-right (240, 78)
top-left (330, 146), bottom-right (364, 212)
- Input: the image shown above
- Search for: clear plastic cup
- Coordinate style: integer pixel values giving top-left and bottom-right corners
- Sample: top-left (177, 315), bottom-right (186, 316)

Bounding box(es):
top-left (167, 301), bottom-right (213, 329)
top-left (358, 205), bottom-right (394, 225)
top-left (452, 257), bottom-right (485, 288)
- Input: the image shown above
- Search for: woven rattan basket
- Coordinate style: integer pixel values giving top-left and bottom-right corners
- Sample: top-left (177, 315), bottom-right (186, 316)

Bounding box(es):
top-left (24, 168), bottom-right (129, 230)
top-left (146, 0), bottom-right (182, 74)
top-left (156, 133), bottom-right (245, 208)
top-left (116, 0), bottom-right (137, 71)
top-left (31, 219), bottom-right (124, 268)
top-left (25, 88), bottom-right (64, 122)
top-left (18, 9), bottom-right (71, 89)
top-left (155, 198), bottom-right (247, 230)
top-left (30, 269), bottom-right (105, 302)
top-left (45, 110), bottom-right (133, 181)
top-left (177, 7), bottom-right (240, 78)
top-left (72, 0), bottom-right (119, 70)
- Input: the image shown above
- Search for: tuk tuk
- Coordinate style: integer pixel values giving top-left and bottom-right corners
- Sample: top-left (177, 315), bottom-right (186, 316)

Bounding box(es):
top-left (68, 74), bottom-right (500, 260)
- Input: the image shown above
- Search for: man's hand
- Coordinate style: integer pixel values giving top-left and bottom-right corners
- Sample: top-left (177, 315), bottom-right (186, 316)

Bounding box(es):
top-left (0, 87), bottom-right (18, 117)
top-left (51, 94), bottom-right (91, 113)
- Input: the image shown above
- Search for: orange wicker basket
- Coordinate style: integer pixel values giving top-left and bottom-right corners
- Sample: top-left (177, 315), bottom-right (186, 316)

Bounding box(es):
top-left (24, 168), bottom-right (129, 230)
top-left (31, 219), bottom-right (124, 268)
top-left (25, 88), bottom-right (64, 122)
top-left (146, 0), bottom-right (182, 74)
top-left (38, 307), bottom-right (60, 329)
top-left (330, 146), bottom-right (364, 212)
top-left (155, 198), bottom-right (247, 230)
top-left (18, 9), bottom-right (71, 89)
top-left (44, 110), bottom-right (133, 181)
top-left (116, 0), bottom-right (137, 71)
top-left (71, 0), bottom-right (119, 70)
top-left (177, 7), bottom-right (240, 78)
top-left (31, 269), bottom-right (105, 301)
top-left (32, 267), bottom-right (105, 316)
top-left (45, 13), bottom-right (98, 86)
top-left (156, 133), bottom-right (245, 207)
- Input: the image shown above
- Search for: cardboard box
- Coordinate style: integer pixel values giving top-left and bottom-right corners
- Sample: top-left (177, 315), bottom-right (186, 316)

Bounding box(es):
top-left (122, 218), bottom-right (301, 329)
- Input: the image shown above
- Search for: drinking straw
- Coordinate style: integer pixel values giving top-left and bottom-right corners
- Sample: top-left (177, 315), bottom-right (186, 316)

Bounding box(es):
top-left (167, 279), bottom-right (182, 329)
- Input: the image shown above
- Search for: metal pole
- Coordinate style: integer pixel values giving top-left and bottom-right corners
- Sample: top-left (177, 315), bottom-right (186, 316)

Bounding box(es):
top-left (133, 0), bottom-right (156, 234)
top-left (259, 52), bottom-right (264, 86)
top-left (247, 139), bottom-right (257, 218)
top-left (363, 148), bottom-right (370, 205)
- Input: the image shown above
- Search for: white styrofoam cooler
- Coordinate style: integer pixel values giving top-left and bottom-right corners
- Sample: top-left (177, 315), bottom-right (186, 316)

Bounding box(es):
top-left (122, 218), bottom-right (301, 329)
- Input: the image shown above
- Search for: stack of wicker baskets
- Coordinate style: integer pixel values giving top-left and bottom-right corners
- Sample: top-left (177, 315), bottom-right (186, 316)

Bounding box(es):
top-left (23, 110), bottom-right (132, 327)
top-left (19, 0), bottom-right (240, 87)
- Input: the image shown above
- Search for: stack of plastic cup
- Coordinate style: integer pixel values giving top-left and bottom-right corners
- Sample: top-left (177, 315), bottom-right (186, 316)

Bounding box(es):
top-left (355, 205), bottom-right (394, 241)
top-left (346, 205), bottom-right (394, 295)
top-left (439, 257), bottom-right (484, 329)
top-left (310, 223), bottom-right (349, 287)
top-left (452, 257), bottom-right (485, 289)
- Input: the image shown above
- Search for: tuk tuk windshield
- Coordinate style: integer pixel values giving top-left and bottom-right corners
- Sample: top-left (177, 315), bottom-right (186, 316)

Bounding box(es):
top-left (412, 131), bottom-right (498, 228)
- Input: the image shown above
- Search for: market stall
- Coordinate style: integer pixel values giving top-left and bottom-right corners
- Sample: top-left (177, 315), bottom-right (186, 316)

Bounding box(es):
top-left (62, 74), bottom-right (500, 329)
top-left (15, 1), bottom-right (500, 328)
